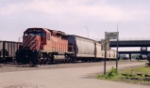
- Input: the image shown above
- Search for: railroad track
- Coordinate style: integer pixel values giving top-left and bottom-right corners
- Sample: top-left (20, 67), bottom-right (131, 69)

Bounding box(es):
top-left (0, 60), bottom-right (141, 73)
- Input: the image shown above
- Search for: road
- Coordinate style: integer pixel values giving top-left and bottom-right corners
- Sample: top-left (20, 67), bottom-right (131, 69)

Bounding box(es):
top-left (0, 62), bottom-right (149, 88)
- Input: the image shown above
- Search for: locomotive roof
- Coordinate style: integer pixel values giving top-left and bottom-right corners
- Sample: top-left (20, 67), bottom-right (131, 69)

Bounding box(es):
top-left (69, 34), bottom-right (100, 43)
top-left (47, 29), bottom-right (68, 36)
top-left (26, 28), bottom-right (68, 36)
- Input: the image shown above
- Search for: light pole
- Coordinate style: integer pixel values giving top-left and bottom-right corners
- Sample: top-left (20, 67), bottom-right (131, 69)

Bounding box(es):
top-left (84, 26), bottom-right (89, 38)
top-left (18, 37), bottom-right (21, 42)
top-left (18, 37), bottom-right (22, 42)
top-left (116, 21), bottom-right (121, 70)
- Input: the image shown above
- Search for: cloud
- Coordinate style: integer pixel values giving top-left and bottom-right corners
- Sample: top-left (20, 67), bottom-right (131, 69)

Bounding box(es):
top-left (1, 0), bottom-right (150, 52)
top-left (1, 0), bottom-right (149, 22)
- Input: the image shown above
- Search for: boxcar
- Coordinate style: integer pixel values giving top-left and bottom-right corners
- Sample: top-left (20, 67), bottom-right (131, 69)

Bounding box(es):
top-left (0, 41), bottom-right (22, 62)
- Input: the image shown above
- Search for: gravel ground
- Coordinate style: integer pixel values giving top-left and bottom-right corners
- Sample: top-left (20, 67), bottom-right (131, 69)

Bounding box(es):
top-left (0, 61), bottom-right (149, 88)
top-left (0, 60), bottom-right (142, 73)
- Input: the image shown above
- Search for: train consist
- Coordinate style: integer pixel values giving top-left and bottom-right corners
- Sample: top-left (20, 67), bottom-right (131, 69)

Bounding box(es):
top-left (0, 41), bottom-right (22, 62)
top-left (16, 28), bottom-right (116, 66)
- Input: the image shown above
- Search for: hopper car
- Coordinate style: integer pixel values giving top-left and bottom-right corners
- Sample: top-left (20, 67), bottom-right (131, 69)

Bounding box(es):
top-left (16, 28), bottom-right (116, 66)
top-left (0, 41), bottom-right (22, 63)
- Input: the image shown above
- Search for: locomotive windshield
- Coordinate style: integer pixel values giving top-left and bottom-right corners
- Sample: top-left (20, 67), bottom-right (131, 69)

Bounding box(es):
top-left (24, 29), bottom-right (46, 38)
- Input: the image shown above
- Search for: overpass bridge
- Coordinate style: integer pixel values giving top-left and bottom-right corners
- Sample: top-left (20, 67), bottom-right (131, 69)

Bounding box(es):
top-left (109, 39), bottom-right (150, 47)
top-left (118, 51), bottom-right (150, 54)
top-left (98, 38), bottom-right (150, 59)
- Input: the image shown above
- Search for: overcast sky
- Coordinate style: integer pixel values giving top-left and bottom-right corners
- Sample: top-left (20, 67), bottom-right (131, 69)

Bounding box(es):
top-left (0, 0), bottom-right (150, 50)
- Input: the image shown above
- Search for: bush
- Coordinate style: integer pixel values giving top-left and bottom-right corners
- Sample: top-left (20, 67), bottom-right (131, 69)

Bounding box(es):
top-left (97, 67), bottom-right (118, 79)
top-left (106, 67), bottom-right (118, 79)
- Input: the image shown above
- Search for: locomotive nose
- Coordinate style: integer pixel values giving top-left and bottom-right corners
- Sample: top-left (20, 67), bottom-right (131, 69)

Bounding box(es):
top-left (23, 35), bottom-right (40, 51)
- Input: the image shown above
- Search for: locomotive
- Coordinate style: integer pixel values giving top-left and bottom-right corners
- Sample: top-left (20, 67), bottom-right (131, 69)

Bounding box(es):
top-left (16, 28), bottom-right (116, 66)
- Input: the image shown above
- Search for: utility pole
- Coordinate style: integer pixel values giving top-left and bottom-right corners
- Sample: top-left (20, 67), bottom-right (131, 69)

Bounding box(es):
top-left (116, 21), bottom-right (121, 70)
top-left (102, 39), bottom-right (109, 75)
top-left (18, 37), bottom-right (20, 42)
top-left (104, 40), bottom-right (107, 75)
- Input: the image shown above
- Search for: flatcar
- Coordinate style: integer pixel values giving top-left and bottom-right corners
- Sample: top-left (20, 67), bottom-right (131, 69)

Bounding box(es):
top-left (16, 27), bottom-right (116, 66)
top-left (0, 41), bottom-right (22, 62)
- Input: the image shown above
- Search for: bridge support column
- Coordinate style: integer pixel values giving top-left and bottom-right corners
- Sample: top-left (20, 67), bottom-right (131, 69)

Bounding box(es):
top-left (129, 53), bottom-right (132, 61)
top-left (141, 47), bottom-right (148, 53)
top-left (118, 53), bottom-right (120, 60)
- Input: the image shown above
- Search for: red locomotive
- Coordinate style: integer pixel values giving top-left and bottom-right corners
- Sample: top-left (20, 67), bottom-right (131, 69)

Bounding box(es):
top-left (16, 28), bottom-right (72, 66)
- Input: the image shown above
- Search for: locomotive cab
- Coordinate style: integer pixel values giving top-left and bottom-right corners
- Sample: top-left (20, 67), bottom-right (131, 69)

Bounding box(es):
top-left (23, 28), bottom-right (50, 51)
top-left (16, 28), bottom-right (51, 66)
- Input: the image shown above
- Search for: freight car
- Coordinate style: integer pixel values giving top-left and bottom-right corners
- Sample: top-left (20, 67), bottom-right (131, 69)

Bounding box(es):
top-left (0, 41), bottom-right (22, 63)
top-left (68, 35), bottom-right (116, 62)
top-left (68, 35), bottom-right (103, 62)
top-left (16, 28), bottom-right (116, 66)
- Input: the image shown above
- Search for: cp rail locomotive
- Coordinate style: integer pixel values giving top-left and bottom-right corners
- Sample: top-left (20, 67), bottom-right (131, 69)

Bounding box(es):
top-left (16, 28), bottom-right (116, 66)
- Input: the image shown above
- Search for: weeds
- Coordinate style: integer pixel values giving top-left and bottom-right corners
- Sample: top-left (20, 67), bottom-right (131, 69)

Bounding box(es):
top-left (97, 66), bottom-right (150, 85)
top-left (97, 67), bottom-right (118, 79)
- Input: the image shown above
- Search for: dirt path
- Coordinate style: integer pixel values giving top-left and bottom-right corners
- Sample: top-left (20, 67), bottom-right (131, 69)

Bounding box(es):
top-left (0, 62), bottom-right (149, 88)
top-left (0, 60), bottom-right (144, 73)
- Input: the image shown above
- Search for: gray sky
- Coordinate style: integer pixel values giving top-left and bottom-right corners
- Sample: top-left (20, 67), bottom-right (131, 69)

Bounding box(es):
top-left (0, 0), bottom-right (150, 51)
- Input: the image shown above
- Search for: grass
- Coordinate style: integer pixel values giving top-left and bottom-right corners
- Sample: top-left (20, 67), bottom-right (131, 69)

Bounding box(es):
top-left (97, 66), bottom-right (150, 85)
top-left (118, 59), bottom-right (147, 62)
